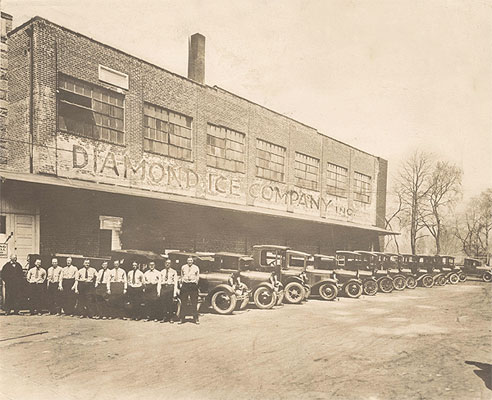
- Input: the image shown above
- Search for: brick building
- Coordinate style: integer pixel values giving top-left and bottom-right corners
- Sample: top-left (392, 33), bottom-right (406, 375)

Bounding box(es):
top-left (0, 15), bottom-right (392, 265)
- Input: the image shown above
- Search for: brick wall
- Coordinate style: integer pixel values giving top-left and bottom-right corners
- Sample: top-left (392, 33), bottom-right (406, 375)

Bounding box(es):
top-left (5, 17), bottom-right (388, 250)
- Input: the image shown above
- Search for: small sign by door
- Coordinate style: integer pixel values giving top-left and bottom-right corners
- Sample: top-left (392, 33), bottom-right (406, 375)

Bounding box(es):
top-left (0, 243), bottom-right (7, 257)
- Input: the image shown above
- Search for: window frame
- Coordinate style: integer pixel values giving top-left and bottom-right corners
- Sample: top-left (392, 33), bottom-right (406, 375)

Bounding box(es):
top-left (294, 152), bottom-right (320, 191)
top-left (206, 124), bottom-right (246, 173)
top-left (326, 162), bottom-right (348, 198)
top-left (255, 139), bottom-right (286, 183)
top-left (57, 74), bottom-right (125, 146)
top-left (353, 171), bottom-right (372, 204)
top-left (142, 102), bottom-right (193, 162)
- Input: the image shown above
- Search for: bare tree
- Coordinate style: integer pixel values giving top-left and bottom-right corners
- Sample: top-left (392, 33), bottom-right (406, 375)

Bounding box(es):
top-left (455, 189), bottom-right (492, 258)
top-left (395, 150), bottom-right (433, 254)
top-left (420, 161), bottom-right (462, 254)
top-left (383, 191), bottom-right (402, 253)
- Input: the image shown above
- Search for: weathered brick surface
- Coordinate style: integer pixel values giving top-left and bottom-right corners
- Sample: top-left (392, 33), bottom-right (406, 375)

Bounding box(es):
top-left (4, 17), bottom-right (387, 255)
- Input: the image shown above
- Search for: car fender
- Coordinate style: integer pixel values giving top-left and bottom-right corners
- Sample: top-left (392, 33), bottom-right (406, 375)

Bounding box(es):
top-left (254, 282), bottom-right (276, 293)
top-left (311, 278), bottom-right (338, 289)
top-left (209, 284), bottom-right (236, 298)
top-left (284, 277), bottom-right (304, 285)
top-left (345, 278), bottom-right (362, 286)
top-left (376, 276), bottom-right (392, 283)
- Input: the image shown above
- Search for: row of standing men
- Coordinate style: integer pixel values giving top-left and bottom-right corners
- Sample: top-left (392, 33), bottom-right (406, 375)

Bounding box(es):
top-left (1, 255), bottom-right (201, 324)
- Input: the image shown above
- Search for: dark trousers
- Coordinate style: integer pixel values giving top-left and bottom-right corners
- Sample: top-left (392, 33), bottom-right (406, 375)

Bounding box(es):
top-left (29, 283), bottom-right (45, 314)
top-left (127, 286), bottom-right (144, 319)
top-left (160, 284), bottom-right (174, 321)
top-left (144, 284), bottom-right (160, 320)
top-left (3, 282), bottom-right (24, 313)
top-left (47, 283), bottom-right (62, 314)
top-left (95, 286), bottom-right (110, 318)
top-left (180, 282), bottom-right (199, 321)
top-left (108, 282), bottom-right (126, 318)
top-left (61, 279), bottom-right (76, 315)
top-left (77, 282), bottom-right (95, 317)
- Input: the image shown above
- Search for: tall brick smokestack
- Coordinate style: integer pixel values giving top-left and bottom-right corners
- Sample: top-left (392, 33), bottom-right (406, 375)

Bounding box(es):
top-left (188, 33), bottom-right (205, 84)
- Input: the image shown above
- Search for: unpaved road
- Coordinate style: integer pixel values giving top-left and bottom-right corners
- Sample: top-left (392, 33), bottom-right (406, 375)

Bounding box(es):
top-left (0, 281), bottom-right (491, 400)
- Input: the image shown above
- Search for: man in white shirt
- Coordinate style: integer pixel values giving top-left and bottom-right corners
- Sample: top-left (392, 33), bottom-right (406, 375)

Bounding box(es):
top-left (127, 261), bottom-right (145, 320)
top-left (46, 258), bottom-right (63, 315)
top-left (143, 261), bottom-right (161, 321)
top-left (74, 259), bottom-right (97, 318)
top-left (58, 257), bottom-right (78, 315)
top-left (179, 257), bottom-right (200, 324)
top-left (107, 260), bottom-right (128, 319)
top-left (160, 259), bottom-right (178, 323)
top-left (26, 258), bottom-right (47, 315)
top-left (94, 261), bottom-right (111, 319)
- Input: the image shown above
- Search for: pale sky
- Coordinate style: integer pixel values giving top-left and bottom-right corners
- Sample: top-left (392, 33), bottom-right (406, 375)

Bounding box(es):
top-left (3, 0), bottom-right (491, 198)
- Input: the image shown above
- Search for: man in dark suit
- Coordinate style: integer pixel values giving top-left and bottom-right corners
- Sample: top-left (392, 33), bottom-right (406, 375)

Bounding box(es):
top-left (1, 255), bottom-right (25, 315)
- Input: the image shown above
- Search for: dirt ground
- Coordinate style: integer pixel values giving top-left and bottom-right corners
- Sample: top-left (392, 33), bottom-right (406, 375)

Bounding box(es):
top-left (0, 280), bottom-right (491, 400)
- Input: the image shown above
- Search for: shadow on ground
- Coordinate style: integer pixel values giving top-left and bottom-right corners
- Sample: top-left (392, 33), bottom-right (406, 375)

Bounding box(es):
top-left (465, 361), bottom-right (492, 390)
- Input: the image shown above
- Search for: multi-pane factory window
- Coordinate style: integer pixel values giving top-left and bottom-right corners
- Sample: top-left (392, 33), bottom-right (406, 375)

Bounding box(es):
top-left (294, 152), bottom-right (319, 190)
top-left (256, 139), bottom-right (286, 182)
top-left (58, 75), bottom-right (125, 145)
top-left (207, 124), bottom-right (245, 173)
top-left (143, 103), bottom-right (192, 161)
top-left (354, 171), bottom-right (372, 204)
top-left (326, 163), bottom-right (348, 197)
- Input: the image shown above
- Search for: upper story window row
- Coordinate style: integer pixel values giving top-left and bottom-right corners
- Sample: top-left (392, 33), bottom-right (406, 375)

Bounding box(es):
top-left (58, 75), bottom-right (125, 145)
top-left (354, 171), bottom-right (372, 204)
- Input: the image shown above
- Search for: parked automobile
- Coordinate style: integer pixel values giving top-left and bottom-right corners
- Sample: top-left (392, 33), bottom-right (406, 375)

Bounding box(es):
top-left (251, 245), bottom-right (310, 304)
top-left (214, 252), bottom-right (282, 309)
top-left (334, 251), bottom-right (378, 296)
top-left (354, 251), bottom-right (394, 293)
top-left (283, 252), bottom-right (339, 301)
top-left (167, 251), bottom-right (249, 315)
top-left (382, 252), bottom-right (418, 289)
top-left (460, 258), bottom-right (492, 282)
top-left (371, 252), bottom-right (407, 291)
top-left (402, 255), bottom-right (435, 288)
top-left (433, 255), bottom-right (461, 285)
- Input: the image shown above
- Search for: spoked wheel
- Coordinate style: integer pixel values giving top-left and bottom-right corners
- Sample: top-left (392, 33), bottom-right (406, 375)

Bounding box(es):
top-left (284, 282), bottom-right (305, 304)
top-left (448, 273), bottom-right (459, 285)
top-left (253, 287), bottom-right (277, 309)
top-left (459, 272), bottom-right (467, 282)
top-left (363, 280), bottom-right (378, 296)
top-left (378, 277), bottom-right (393, 293)
top-left (405, 276), bottom-right (417, 289)
top-left (392, 276), bottom-right (406, 291)
top-left (344, 281), bottom-right (363, 299)
top-left (482, 272), bottom-right (492, 283)
top-left (211, 290), bottom-right (237, 315)
top-left (436, 275), bottom-right (447, 286)
top-left (421, 275), bottom-right (434, 288)
top-left (319, 282), bottom-right (338, 301)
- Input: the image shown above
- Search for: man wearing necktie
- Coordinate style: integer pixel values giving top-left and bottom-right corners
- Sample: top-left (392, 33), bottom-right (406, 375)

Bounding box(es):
top-left (74, 259), bottom-right (97, 318)
top-left (94, 261), bottom-right (111, 319)
top-left (58, 257), bottom-right (78, 316)
top-left (107, 260), bottom-right (128, 319)
top-left (26, 258), bottom-right (47, 315)
top-left (127, 261), bottom-right (145, 320)
top-left (160, 259), bottom-right (178, 323)
top-left (46, 258), bottom-right (63, 315)
top-left (179, 257), bottom-right (200, 324)
top-left (143, 261), bottom-right (161, 321)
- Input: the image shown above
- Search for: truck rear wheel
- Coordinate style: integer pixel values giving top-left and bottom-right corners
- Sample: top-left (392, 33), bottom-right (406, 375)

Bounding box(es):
top-left (319, 282), bottom-right (338, 301)
top-left (363, 280), bottom-right (378, 296)
top-left (459, 272), bottom-right (467, 282)
top-left (211, 290), bottom-right (237, 315)
top-left (378, 277), bottom-right (393, 293)
top-left (448, 273), bottom-right (459, 285)
top-left (254, 287), bottom-right (277, 309)
top-left (392, 276), bottom-right (406, 291)
top-left (421, 275), bottom-right (434, 288)
top-left (284, 282), bottom-right (305, 304)
top-left (482, 272), bottom-right (492, 283)
top-left (344, 281), bottom-right (362, 298)
top-left (405, 276), bottom-right (417, 289)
